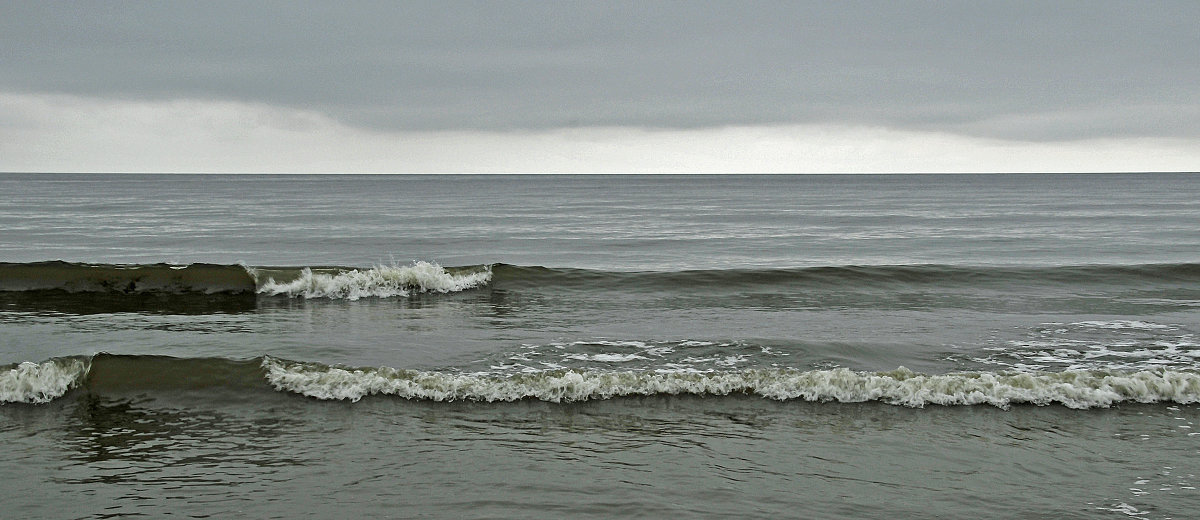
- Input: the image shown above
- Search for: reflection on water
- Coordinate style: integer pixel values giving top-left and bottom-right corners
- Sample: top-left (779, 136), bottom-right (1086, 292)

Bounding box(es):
top-left (0, 286), bottom-right (502, 319)
top-left (2, 392), bottom-right (1200, 519)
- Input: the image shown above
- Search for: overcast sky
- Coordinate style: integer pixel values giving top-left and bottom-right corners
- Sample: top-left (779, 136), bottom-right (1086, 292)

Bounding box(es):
top-left (2, 1), bottom-right (1198, 173)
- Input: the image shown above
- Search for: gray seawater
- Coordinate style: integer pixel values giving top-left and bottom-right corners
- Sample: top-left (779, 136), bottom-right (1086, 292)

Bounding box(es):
top-left (2, 173), bottom-right (1199, 518)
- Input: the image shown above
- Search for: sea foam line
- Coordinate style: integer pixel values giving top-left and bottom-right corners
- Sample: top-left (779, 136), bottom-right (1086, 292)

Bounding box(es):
top-left (261, 359), bottom-right (1200, 409)
top-left (0, 358), bottom-right (91, 404)
top-left (256, 262), bottom-right (491, 300)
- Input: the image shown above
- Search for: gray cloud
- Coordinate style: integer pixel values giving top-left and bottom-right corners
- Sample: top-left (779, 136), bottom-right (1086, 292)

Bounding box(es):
top-left (3, 1), bottom-right (1198, 140)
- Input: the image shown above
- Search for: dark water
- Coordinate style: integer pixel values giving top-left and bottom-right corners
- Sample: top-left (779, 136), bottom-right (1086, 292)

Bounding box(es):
top-left (2, 173), bottom-right (1199, 518)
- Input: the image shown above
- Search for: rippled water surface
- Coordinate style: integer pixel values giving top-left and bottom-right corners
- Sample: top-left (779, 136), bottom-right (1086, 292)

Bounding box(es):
top-left (2, 173), bottom-right (1199, 518)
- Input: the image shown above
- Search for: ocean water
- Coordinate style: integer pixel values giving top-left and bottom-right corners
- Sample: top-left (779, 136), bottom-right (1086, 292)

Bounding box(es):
top-left (2, 173), bottom-right (1199, 518)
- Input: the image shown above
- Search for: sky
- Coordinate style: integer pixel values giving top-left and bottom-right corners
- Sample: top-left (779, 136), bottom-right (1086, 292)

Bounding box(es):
top-left (1, 1), bottom-right (1198, 173)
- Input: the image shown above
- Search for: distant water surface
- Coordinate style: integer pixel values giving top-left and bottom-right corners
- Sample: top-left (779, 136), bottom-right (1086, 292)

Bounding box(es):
top-left (2, 173), bottom-right (1199, 519)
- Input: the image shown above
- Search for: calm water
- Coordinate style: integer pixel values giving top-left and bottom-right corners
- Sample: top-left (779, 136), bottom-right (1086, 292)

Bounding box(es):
top-left (2, 173), bottom-right (1199, 518)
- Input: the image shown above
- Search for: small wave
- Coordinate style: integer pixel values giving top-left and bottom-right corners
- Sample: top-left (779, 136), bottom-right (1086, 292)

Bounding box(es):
top-left (255, 262), bottom-right (491, 300)
top-left (262, 358), bottom-right (1200, 409)
top-left (0, 261), bottom-right (491, 301)
top-left (0, 261), bottom-right (255, 294)
top-left (0, 357), bottom-right (91, 404)
top-left (489, 262), bottom-right (1200, 290)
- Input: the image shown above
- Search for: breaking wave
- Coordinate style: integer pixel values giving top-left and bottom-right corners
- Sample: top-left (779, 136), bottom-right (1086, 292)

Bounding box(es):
top-left (0, 261), bottom-right (256, 294)
top-left (262, 359), bottom-right (1200, 409)
top-left (5, 354), bottom-right (1199, 409)
top-left (0, 261), bottom-right (492, 300)
top-left (254, 262), bottom-right (492, 300)
top-left (265, 357), bottom-right (1200, 408)
top-left (0, 357), bottom-right (91, 404)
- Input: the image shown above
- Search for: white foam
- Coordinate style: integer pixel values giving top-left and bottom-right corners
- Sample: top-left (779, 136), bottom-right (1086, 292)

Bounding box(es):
top-left (261, 358), bottom-right (1200, 409)
top-left (1070, 320), bottom-right (1173, 331)
top-left (0, 358), bottom-right (91, 404)
top-left (257, 262), bottom-right (491, 300)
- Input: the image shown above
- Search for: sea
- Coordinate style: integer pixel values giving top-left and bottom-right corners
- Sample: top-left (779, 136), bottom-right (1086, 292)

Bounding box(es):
top-left (1, 173), bottom-right (1198, 519)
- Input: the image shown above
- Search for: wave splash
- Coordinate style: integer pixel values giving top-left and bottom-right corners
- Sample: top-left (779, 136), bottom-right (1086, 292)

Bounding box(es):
top-left (262, 358), bottom-right (1200, 409)
top-left (0, 358), bottom-right (91, 404)
top-left (254, 262), bottom-right (491, 300)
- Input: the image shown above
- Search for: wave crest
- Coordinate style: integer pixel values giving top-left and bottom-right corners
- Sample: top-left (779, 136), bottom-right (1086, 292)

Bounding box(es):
top-left (255, 262), bottom-right (491, 300)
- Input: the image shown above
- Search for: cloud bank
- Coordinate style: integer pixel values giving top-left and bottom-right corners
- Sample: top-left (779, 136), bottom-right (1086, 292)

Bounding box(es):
top-left (3, 93), bottom-right (1196, 173)
top-left (2, 2), bottom-right (1198, 172)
